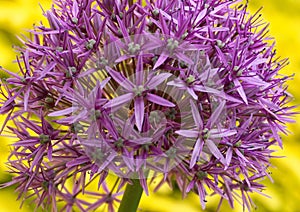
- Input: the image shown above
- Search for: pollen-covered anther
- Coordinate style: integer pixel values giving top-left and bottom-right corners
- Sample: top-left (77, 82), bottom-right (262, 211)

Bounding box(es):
top-left (133, 85), bottom-right (144, 96)
top-left (186, 75), bottom-right (196, 84)
top-left (234, 140), bottom-right (242, 147)
top-left (41, 181), bottom-right (49, 190)
top-left (71, 122), bottom-right (84, 133)
top-left (166, 147), bottom-right (177, 159)
top-left (39, 134), bottom-right (50, 144)
top-left (181, 32), bottom-right (188, 39)
top-left (56, 47), bottom-right (63, 52)
top-left (196, 171), bottom-right (208, 180)
top-left (98, 57), bottom-right (109, 67)
top-left (90, 109), bottom-right (102, 121)
top-left (71, 17), bottom-right (78, 24)
top-left (202, 128), bottom-right (210, 140)
top-left (45, 97), bottom-right (54, 104)
top-left (86, 39), bottom-right (96, 50)
top-left (152, 9), bottom-right (159, 17)
top-left (180, 61), bottom-right (188, 68)
top-left (152, 56), bottom-right (158, 63)
top-left (216, 39), bottom-right (225, 48)
top-left (234, 66), bottom-right (243, 76)
top-left (90, 149), bottom-right (105, 161)
top-left (115, 138), bottom-right (124, 148)
top-left (149, 111), bottom-right (162, 123)
top-left (69, 66), bottom-right (77, 73)
top-left (167, 38), bottom-right (179, 51)
top-left (128, 42), bottom-right (141, 54)
top-left (165, 108), bottom-right (177, 120)
top-left (66, 66), bottom-right (77, 78)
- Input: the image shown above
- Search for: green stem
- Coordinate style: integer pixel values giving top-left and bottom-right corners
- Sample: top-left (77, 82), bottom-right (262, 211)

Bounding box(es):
top-left (118, 179), bottom-right (144, 212)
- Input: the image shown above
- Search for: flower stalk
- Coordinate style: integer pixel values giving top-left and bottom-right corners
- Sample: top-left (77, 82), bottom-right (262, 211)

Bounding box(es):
top-left (118, 179), bottom-right (144, 212)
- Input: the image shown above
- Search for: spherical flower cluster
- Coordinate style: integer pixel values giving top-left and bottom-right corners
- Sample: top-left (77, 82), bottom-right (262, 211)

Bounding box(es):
top-left (0, 0), bottom-right (295, 211)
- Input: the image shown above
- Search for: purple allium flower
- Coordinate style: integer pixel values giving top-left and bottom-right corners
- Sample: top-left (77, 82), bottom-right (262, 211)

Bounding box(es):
top-left (0, 0), bottom-right (296, 211)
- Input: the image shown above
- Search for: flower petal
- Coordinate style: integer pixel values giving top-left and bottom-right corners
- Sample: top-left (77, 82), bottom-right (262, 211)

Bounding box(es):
top-left (190, 138), bottom-right (203, 168)
top-left (136, 54), bottom-right (144, 86)
top-left (104, 93), bottom-right (134, 110)
top-left (207, 100), bottom-right (226, 128)
top-left (175, 130), bottom-right (199, 138)
top-left (225, 147), bottom-right (233, 170)
top-left (209, 129), bottom-right (237, 138)
top-left (190, 100), bottom-right (203, 129)
top-left (146, 93), bottom-right (175, 107)
top-left (106, 66), bottom-right (134, 91)
top-left (146, 73), bottom-right (172, 89)
top-left (234, 79), bottom-right (248, 105)
top-left (206, 139), bottom-right (226, 165)
top-left (134, 97), bottom-right (145, 132)
top-left (12, 139), bottom-right (39, 147)
top-left (187, 87), bottom-right (198, 100)
top-left (175, 52), bottom-right (194, 65)
top-left (153, 52), bottom-right (168, 70)
top-left (116, 16), bottom-right (130, 43)
top-left (48, 107), bottom-right (75, 117)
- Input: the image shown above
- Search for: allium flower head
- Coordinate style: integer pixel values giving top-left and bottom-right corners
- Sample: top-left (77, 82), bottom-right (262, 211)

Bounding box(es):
top-left (0, 0), bottom-right (295, 211)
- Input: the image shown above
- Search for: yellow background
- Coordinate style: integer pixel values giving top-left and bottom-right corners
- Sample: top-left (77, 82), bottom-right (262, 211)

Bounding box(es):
top-left (0, 0), bottom-right (299, 211)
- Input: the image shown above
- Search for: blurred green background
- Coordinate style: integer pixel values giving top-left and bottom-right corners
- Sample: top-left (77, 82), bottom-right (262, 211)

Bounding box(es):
top-left (0, 0), bottom-right (299, 211)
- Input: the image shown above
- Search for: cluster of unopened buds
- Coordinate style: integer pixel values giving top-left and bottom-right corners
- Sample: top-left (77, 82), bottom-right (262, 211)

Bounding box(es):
top-left (0, 0), bottom-right (295, 211)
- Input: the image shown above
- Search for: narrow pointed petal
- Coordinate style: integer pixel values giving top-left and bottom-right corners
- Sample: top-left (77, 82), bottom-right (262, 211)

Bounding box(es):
top-left (106, 66), bottom-right (134, 91)
top-left (72, 1), bottom-right (79, 17)
top-left (139, 176), bottom-right (149, 196)
top-left (197, 183), bottom-right (207, 210)
top-left (66, 156), bottom-right (91, 168)
top-left (167, 79), bottom-right (186, 88)
top-left (122, 154), bottom-right (135, 171)
top-left (104, 93), bottom-right (134, 109)
top-left (48, 107), bottom-right (75, 117)
top-left (98, 152), bottom-right (117, 172)
top-left (146, 73), bottom-right (172, 89)
top-left (206, 139), bottom-right (226, 165)
top-left (175, 52), bottom-right (194, 65)
top-left (194, 85), bottom-right (221, 94)
top-left (159, 13), bottom-right (169, 35)
top-left (194, 8), bottom-right (207, 24)
top-left (134, 97), bottom-right (145, 132)
top-left (175, 130), bottom-right (199, 138)
top-left (209, 129), bottom-right (237, 138)
top-left (153, 52), bottom-right (168, 70)
top-left (187, 87), bottom-right (198, 100)
top-left (47, 143), bottom-right (53, 161)
top-left (146, 93), bottom-right (175, 107)
top-left (190, 138), bottom-right (203, 168)
top-left (225, 147), bottom-right (233, 170)
top-left (136, 54), bottom-right (144, 86)
top-left (30, 146), bottom-right (46, 171)
top-left (190, 100), bottom-right (203, 129)
top-left (115, 55), bottom-right (132, 63)
top-left (116, 16), bottom-right (130, 42)
top-left (100, 77), bottom-right (111, 89)
top-left (122, 118), bottom-right (134, 138)
top-left (234, 79), bottom-right (248, 105)
top-left (130, 137), bottom-right (152, 144)
top-left (234, 149), bottom-right (249, 164)
top-left (12, 139), bottom-right (39, 147)
top-left (24, 87), bottom-right (30, 111)
top-left (207, 100), bottom-right (226, 128)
